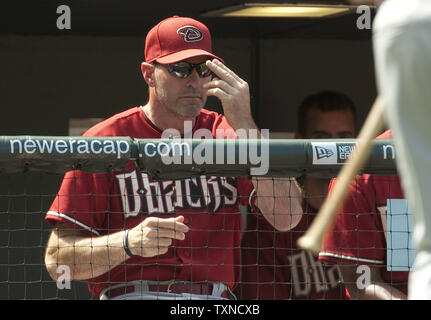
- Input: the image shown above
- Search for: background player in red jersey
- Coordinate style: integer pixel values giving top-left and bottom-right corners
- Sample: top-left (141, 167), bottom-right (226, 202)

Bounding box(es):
top-left (43, 16), bottom-right (304, 300)
top-left (236, 91), bottom-right (356, 299)
top-left (318, 130), bottom-right (408, 300)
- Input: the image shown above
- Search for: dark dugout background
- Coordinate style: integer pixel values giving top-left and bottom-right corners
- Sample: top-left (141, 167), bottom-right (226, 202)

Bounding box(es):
top-left (0, 0), bottom-right (377, 299)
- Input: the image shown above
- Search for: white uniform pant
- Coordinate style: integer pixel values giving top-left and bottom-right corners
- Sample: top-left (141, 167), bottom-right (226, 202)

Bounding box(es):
top-left (373, 0), bottom-right (431, 300)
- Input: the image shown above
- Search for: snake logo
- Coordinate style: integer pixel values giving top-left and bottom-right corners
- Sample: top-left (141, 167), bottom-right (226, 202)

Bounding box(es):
top-left (177, 26), bottom-right (203, 42)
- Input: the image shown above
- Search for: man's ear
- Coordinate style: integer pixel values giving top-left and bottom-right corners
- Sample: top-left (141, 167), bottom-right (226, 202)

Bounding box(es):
top-left (141, 62), bottom-right (155, 87)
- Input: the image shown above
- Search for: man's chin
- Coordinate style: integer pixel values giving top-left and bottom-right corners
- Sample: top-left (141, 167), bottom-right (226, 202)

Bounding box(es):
top-left (177, 104), bottom-right (204, 118)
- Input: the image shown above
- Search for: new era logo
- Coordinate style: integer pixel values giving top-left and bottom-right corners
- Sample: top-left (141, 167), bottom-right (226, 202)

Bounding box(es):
top-left (315, 146), bottom-right (334, 160)
top-left (177, 26), bottom-right (203, 42)
top-left (312, 142), bottom-right (337, 165)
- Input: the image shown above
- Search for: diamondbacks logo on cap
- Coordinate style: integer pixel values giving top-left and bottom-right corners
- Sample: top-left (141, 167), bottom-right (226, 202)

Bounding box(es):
top-left (177, 26), bottom-right (203, 42)
top-left (315, 146), bottom-right (334, 160)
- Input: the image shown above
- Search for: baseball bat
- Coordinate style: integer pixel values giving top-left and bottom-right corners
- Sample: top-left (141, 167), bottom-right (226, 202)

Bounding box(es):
top-left (297, 96), bottom-right (385, 255)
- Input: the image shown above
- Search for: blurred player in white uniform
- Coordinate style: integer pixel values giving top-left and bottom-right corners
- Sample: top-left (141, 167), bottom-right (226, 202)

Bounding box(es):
top-left (372, 0), bottom-right (431, 299)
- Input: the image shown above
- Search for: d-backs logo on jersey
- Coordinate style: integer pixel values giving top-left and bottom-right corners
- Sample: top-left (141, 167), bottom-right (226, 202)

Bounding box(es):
top-left (289, 250), bottom-right (344, 298)
top-left (115, 169), bottom-right (238, 219)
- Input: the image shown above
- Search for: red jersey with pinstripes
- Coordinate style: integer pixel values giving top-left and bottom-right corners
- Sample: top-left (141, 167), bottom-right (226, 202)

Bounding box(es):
top-left (236, 200), bottom-right (348, 300)
top-left (318, 130), bottom-right (409, 295)
top-left (45, 106), bottom-right (254, 298)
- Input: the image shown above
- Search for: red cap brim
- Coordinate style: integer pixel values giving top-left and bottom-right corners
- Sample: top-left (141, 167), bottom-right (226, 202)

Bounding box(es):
top-left (154, 49), bottom-right (224, 64)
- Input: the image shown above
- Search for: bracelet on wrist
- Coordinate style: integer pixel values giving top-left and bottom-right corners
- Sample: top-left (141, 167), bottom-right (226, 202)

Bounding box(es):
top-left (123, 229), bottom-right (135, 258)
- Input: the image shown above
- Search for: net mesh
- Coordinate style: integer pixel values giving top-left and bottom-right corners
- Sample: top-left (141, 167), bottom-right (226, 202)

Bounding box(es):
top-left (0, 172), bottom-right (91, 299)
top-left (0, 137), bottom-right (410, 300)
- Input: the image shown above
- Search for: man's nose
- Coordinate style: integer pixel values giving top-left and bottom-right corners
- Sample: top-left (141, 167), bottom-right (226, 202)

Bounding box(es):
top-left (185, 69), bottom-right (201, 87)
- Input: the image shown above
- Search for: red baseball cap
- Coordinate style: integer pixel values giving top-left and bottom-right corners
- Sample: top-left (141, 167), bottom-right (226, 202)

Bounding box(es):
top-left (144, 16), bottom-right (224, 64)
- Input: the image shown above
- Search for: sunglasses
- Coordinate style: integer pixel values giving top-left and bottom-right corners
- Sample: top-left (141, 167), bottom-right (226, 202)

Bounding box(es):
top-left (165, 61), bottom-right (212, 78)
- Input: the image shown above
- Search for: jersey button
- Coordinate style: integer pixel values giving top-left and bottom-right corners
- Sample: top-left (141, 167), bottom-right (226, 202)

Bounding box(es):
top-left (183, 250), bottom-right (190, 258)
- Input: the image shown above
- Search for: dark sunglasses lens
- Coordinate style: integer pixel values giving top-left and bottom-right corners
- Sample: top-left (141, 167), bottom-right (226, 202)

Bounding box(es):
top-left (168, 62), bottom-right (211, 78)
top-left (196, 63), bottom-right (211, 77)
top-left (168, 63), bottom-right (192, 78)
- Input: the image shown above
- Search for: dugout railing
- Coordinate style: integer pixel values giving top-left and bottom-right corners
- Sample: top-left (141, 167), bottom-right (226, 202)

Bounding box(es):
top-left (0, 136), bottom-right (398, 299)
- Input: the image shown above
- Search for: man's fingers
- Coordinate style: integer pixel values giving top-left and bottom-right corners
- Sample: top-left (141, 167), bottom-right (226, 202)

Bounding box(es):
top-left (211, 59), bottom-right (243, 82)
top-left (134, 237), bottom-right (172, 249)
top-left (144, 216), bottom-right (189, 232)
top-left (152, 237), bottom-right (172, 247)
top-left (204, 78), bottom-right (232, 93)
top-left (134, 216), bottom-right (190, 257)
top-left (146, 228), bottom-right (186, 240)
top-left (206, 59), bottom-right (244, 85)
top-left (145, 246), bottom-right (169, 257)
top-left (206, 87), bottom-right (230, 102)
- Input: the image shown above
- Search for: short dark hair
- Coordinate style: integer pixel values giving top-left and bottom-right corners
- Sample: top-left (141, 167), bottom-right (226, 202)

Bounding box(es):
top-left (297, 90), bottom-right (357, 136)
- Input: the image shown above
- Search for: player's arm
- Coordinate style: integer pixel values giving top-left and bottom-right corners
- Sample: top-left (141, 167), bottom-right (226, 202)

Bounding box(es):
top-left (205, 59), bottom-right (304, 231)
top-left (45, 216), bottom-right (189, 281)
top-left (339, 264), bottom-right (407, 300)
top-left (45, 223), bottom-right (127, 281)
top-left (250, 177), bottom-right (304, 231)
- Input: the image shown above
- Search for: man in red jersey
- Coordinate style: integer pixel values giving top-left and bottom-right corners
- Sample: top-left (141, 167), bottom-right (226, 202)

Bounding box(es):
top-left (319, 130), bottom-right (409, 299)
top-left (43, 16), bottom-right (304, 300)
top-left (236, 91), bottom-right (356, 299)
